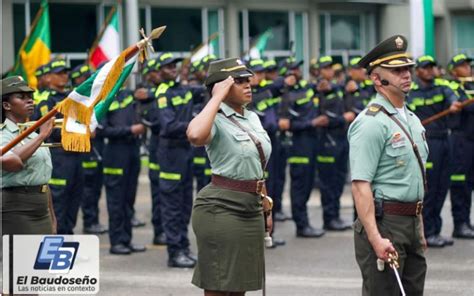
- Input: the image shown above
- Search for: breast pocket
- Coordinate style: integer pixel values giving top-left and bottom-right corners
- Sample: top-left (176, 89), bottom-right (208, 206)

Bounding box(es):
top-left (385, 145), bottom-right (410, 177)
top-left (232, 132), bottom-right (253, 158)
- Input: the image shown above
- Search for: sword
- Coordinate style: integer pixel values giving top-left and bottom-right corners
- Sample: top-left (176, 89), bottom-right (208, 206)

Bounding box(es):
top-left (377, 252), bottom-right (406, 296)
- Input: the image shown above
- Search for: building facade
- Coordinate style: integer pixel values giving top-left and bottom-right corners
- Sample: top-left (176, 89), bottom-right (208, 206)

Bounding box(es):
top-left (2, 0), bottom-right (473, 75)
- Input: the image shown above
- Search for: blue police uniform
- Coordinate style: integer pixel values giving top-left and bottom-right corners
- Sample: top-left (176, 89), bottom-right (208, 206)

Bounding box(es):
top-left (36, 89), bottom-right (85, 234)
top-left (345, 79), bottom-right (376, 115)
top-left (407, 78), bottom-right (458, 239)
top-left (315, 81), bottom-right (350, 229)
top-left (286, 79), bottom-right (319, 231)
top-left (99, 89), bottom-right (141, 248)
top-left (448, 78), bottom-right (474, 235)
top-left (155, 80), bottom-right (202, 258)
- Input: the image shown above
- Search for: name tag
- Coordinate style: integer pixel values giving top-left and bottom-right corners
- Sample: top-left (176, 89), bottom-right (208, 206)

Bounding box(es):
top-left (391, 132), bottom-right (406, 148)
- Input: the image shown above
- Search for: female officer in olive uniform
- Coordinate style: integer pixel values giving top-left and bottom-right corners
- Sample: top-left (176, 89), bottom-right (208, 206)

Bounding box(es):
top-left (187, 58), bottom-right (272, 295)
top-left (1, 76), bottom-right (56, 235)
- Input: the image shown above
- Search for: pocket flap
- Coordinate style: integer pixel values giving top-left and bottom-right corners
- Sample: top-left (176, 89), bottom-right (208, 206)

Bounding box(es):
top-left (233, 133), bottom-right (251, 141)
top-left (385, 145), bottom-right (409, 157)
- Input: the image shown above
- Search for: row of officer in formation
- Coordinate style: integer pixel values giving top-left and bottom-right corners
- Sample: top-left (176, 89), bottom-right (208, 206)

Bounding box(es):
top-left (24, 50), bottom-right (473, 268)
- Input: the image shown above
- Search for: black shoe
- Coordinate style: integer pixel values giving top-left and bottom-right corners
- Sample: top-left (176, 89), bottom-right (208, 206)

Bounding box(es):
top-left (324, 219), bottom-right (352, 231)
top-left (127, 243), bottom-right (147, 253)
top-left (296, 226), bottom-right (325, 238)
top-left (184, 249), bottom-right (197, 262)
top-left (168, 251), bottom-right (196, 268)
top-left (426, 235), bottom-right (445, 248)
top-left (110, 244), bottom-right (131, 255)
top-left (439, 235), bottom-right (454, 246)
top-left (84, 223), bottom-right (108, 234)
top-left (274, 211), bottom-right (291, 222)
top-left (131, 217), bottom-right (146, 228)
top-left (152, 233), bottom-right (167, 245)
top-left (453, 223), bottom-right (474, 239)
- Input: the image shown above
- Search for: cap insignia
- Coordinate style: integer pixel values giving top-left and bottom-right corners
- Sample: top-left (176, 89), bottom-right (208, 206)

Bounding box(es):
top-left (395, 37), bottom-right (404, 49)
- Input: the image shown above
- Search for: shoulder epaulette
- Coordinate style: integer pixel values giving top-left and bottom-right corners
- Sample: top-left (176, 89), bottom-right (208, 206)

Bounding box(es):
top-left (0, 123), bottom-right (6, 130)
top-left (434, 78), bottom-right (449, 87)
top-left (410, 82), bottom-right (419, 90)
top-left (365, 103), bottom-right (382, 116)
top-left (299, 80), bottom-right (308, 88)
top-left (449, 81), bottom-right (460, 90)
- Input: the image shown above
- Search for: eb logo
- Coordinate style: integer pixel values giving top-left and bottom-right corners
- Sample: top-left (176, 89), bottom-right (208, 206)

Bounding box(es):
top-left (34, 236), bottom-right (79, 273)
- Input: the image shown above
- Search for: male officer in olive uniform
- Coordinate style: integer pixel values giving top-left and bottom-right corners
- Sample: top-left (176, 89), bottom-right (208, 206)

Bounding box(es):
top-left (154, 52), bottom-right (205, 267)
top-left (314, 55), bottom-right (354, 231)
top-left (407, 55), bottom-right (461, 247)
top-left (36, 59), bottom-right (85, 235)
top-left (447, 54), bottom-right (474, 238)
top-left (349, 35), bottom-right (428, 296)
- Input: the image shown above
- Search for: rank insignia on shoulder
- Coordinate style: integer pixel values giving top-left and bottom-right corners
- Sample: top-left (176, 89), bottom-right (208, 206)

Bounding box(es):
top-left (366, 104), bottom-right (382, 116)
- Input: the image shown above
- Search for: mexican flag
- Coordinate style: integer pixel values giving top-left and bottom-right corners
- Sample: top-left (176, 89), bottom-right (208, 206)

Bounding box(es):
top-left (410, 0), bottom-right (434, 58)
top-left (249, 29), bottom-right (273, 59)
top-left (88, 8), bottom-right (121, 69)
top-left (56, 46), bottom-right (135, 152)
top-left (10, 0), bottom-right (51, 89)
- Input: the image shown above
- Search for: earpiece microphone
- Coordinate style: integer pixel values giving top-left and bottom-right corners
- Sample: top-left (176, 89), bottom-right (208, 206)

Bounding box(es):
top-left (381, 79), bottom-right (390, 86)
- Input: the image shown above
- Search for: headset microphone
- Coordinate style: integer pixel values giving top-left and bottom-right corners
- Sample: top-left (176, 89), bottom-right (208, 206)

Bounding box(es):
top-left (381, 79), bottom-right (390, 86)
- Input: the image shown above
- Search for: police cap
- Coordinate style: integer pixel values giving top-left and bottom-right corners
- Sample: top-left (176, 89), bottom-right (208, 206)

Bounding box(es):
top-left (70, 64), bottom-right (92, 79)
top-left (358, 35), bottom-right (414, 73)
top-left (448, 53), bottom-right (472, 71)
top-left (205, 58), bottom-right (254, 86)
top-left (1, 76), bottom-right (34, 96)
top-left (156, 52), bottom-right (184, 69)
top-left (415, 55), bottom-right (437, 68)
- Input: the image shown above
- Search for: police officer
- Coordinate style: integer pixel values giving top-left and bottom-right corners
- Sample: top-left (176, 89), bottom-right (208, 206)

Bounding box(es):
top-left (135, 58), bottom-right (166, 244)
top-left (345, 57), bottom-right (376, 116)
top-left (36, 59), bottom-right (85, 235)
top-left (99, 87), bottom-right (147, 255)
top-left (315, 56), bottom-right (354, 231)
top-left (407, 55), bottom-right (461, 246)
top-left (154, 52), bottom-right (202, 267)
top-left (349, 35), bottom-right (428, 295)
top-left (447, 53), bottom-right (474, 238)
top-left (278, 57), bottom-right (325, 238)
top-left (31, 64), bottom-right (52, 120)
top-left (189, 55), bottom-right (216, 192)
top-left (69, 64), bottom-right (108, 235)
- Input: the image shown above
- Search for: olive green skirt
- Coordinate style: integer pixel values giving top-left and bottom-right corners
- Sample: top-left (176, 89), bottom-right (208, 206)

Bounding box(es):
top-left (191, 184), bottom-right (264, 292)
top-left (2, 190), bottom-right (53, 235)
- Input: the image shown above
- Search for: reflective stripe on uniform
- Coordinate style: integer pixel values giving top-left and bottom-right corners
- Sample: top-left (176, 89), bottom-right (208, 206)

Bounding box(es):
top-left (450, 174), bottom-right (465, 182)
top-left (141, 156), bottom-right (149, 166)
top-left (288, 157), bottom-right (309, 164)
top-left (82, 161), bottom-right (98, 169)
top-left (49, 178), bottom-right (67, 186)
top-left (204, 169), bottom-right (212, 176)
top-left (317, 155), bottom-right (335, 163)
top-left (193, 157), bottom-right (206, 165)
top-left (425, 162), bottom-right (433, 169)
top-left (103, 167), bottom-right (124, 175)
top-left (159, 172), bottom-right (181, 180)
top-left (149, 162), bottom-right (160, 171)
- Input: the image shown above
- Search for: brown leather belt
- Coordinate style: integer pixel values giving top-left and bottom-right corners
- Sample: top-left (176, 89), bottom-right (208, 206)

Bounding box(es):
top-left (383, 201), bottom-right (423, 216)
top-left (2, 184), bottom-right (48, 193)
top-left (211, 175), bottom-right (264, 194)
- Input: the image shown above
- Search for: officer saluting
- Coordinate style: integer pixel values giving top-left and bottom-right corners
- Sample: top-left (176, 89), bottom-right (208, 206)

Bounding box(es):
top-left (348, 35), bottom-right (428, 295)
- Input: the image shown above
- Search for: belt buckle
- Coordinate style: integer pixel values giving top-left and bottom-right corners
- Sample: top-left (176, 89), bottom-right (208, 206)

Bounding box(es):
top-left (256, 180), bottom-right (265, 195)
top-left (41, 184), bottom-right (48, 193)
top-left (416, 201), bottom-right (423, 216)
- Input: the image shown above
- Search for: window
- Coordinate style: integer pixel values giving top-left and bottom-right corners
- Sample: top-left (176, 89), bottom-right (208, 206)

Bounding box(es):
top-left (330, 15), bottom-right (361, 50)
top-left (453, 16), bottom-right (474, 57)
top-left (151, 8), bottom-right (202, 52)
top-left (248, 11), bottom-right (289, 51)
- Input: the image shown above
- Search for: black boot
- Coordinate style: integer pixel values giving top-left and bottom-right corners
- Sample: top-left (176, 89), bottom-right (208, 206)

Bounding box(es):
top-left (168, 250), bottom-right (196, 268)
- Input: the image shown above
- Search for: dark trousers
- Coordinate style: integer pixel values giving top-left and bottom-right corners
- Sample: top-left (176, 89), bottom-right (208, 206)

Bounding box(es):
top-left (289, 132), bottom-right (316, 230)
top-left (354, 215), bottom-right (426, 296)
top-left (449, 134), bottom-right (474, 226)
top-left (81, 148), bottom-right (103, 228)
top-left (103, 143), bottom-right (140, 246)
top-left (148, 139), bottom-right (164, 236)
top-left (49, 149), bottom-right (84, 234)
top-left (158, 142), bottom-right (193, 257)
top-left (267, 133), bottom-right (287, 214)
top-left (317, 133), bottom-right (348, 225)
top-left (192, 146), bottom-right (211, 192)
top-left (423, 137), bottom-right (450, 236)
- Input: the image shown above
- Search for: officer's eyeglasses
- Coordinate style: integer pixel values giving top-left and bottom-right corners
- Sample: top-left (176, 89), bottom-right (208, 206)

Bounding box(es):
top-left (234, 77), bottom-right (250, 85)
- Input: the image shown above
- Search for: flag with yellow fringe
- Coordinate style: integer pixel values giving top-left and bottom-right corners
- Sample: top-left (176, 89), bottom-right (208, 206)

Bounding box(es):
top-left (56, 46), bottom-right (135, 152)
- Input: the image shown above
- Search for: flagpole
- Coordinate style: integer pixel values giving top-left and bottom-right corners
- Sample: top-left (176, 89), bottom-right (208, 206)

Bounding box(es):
top-left (87, 5), bottom-right (117, 68)
top-left (1, 26), bottom-right (166, 156)
top-left (11, 5), bottom-right (45, 74)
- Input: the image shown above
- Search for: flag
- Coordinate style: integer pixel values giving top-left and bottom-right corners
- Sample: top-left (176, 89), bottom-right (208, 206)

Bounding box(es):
top-left (410, 0), bottom-right (434, 58)
top-left (10, 0), bottom-right (51, 89)
top-left (191, 43), bottom-right (215, 63)
top-left (88, 7), bottom-right (121, 69)
top-left (56, 46), bottom-right (135, 152)
top-left (249, 29), bottom-right (273, 59)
